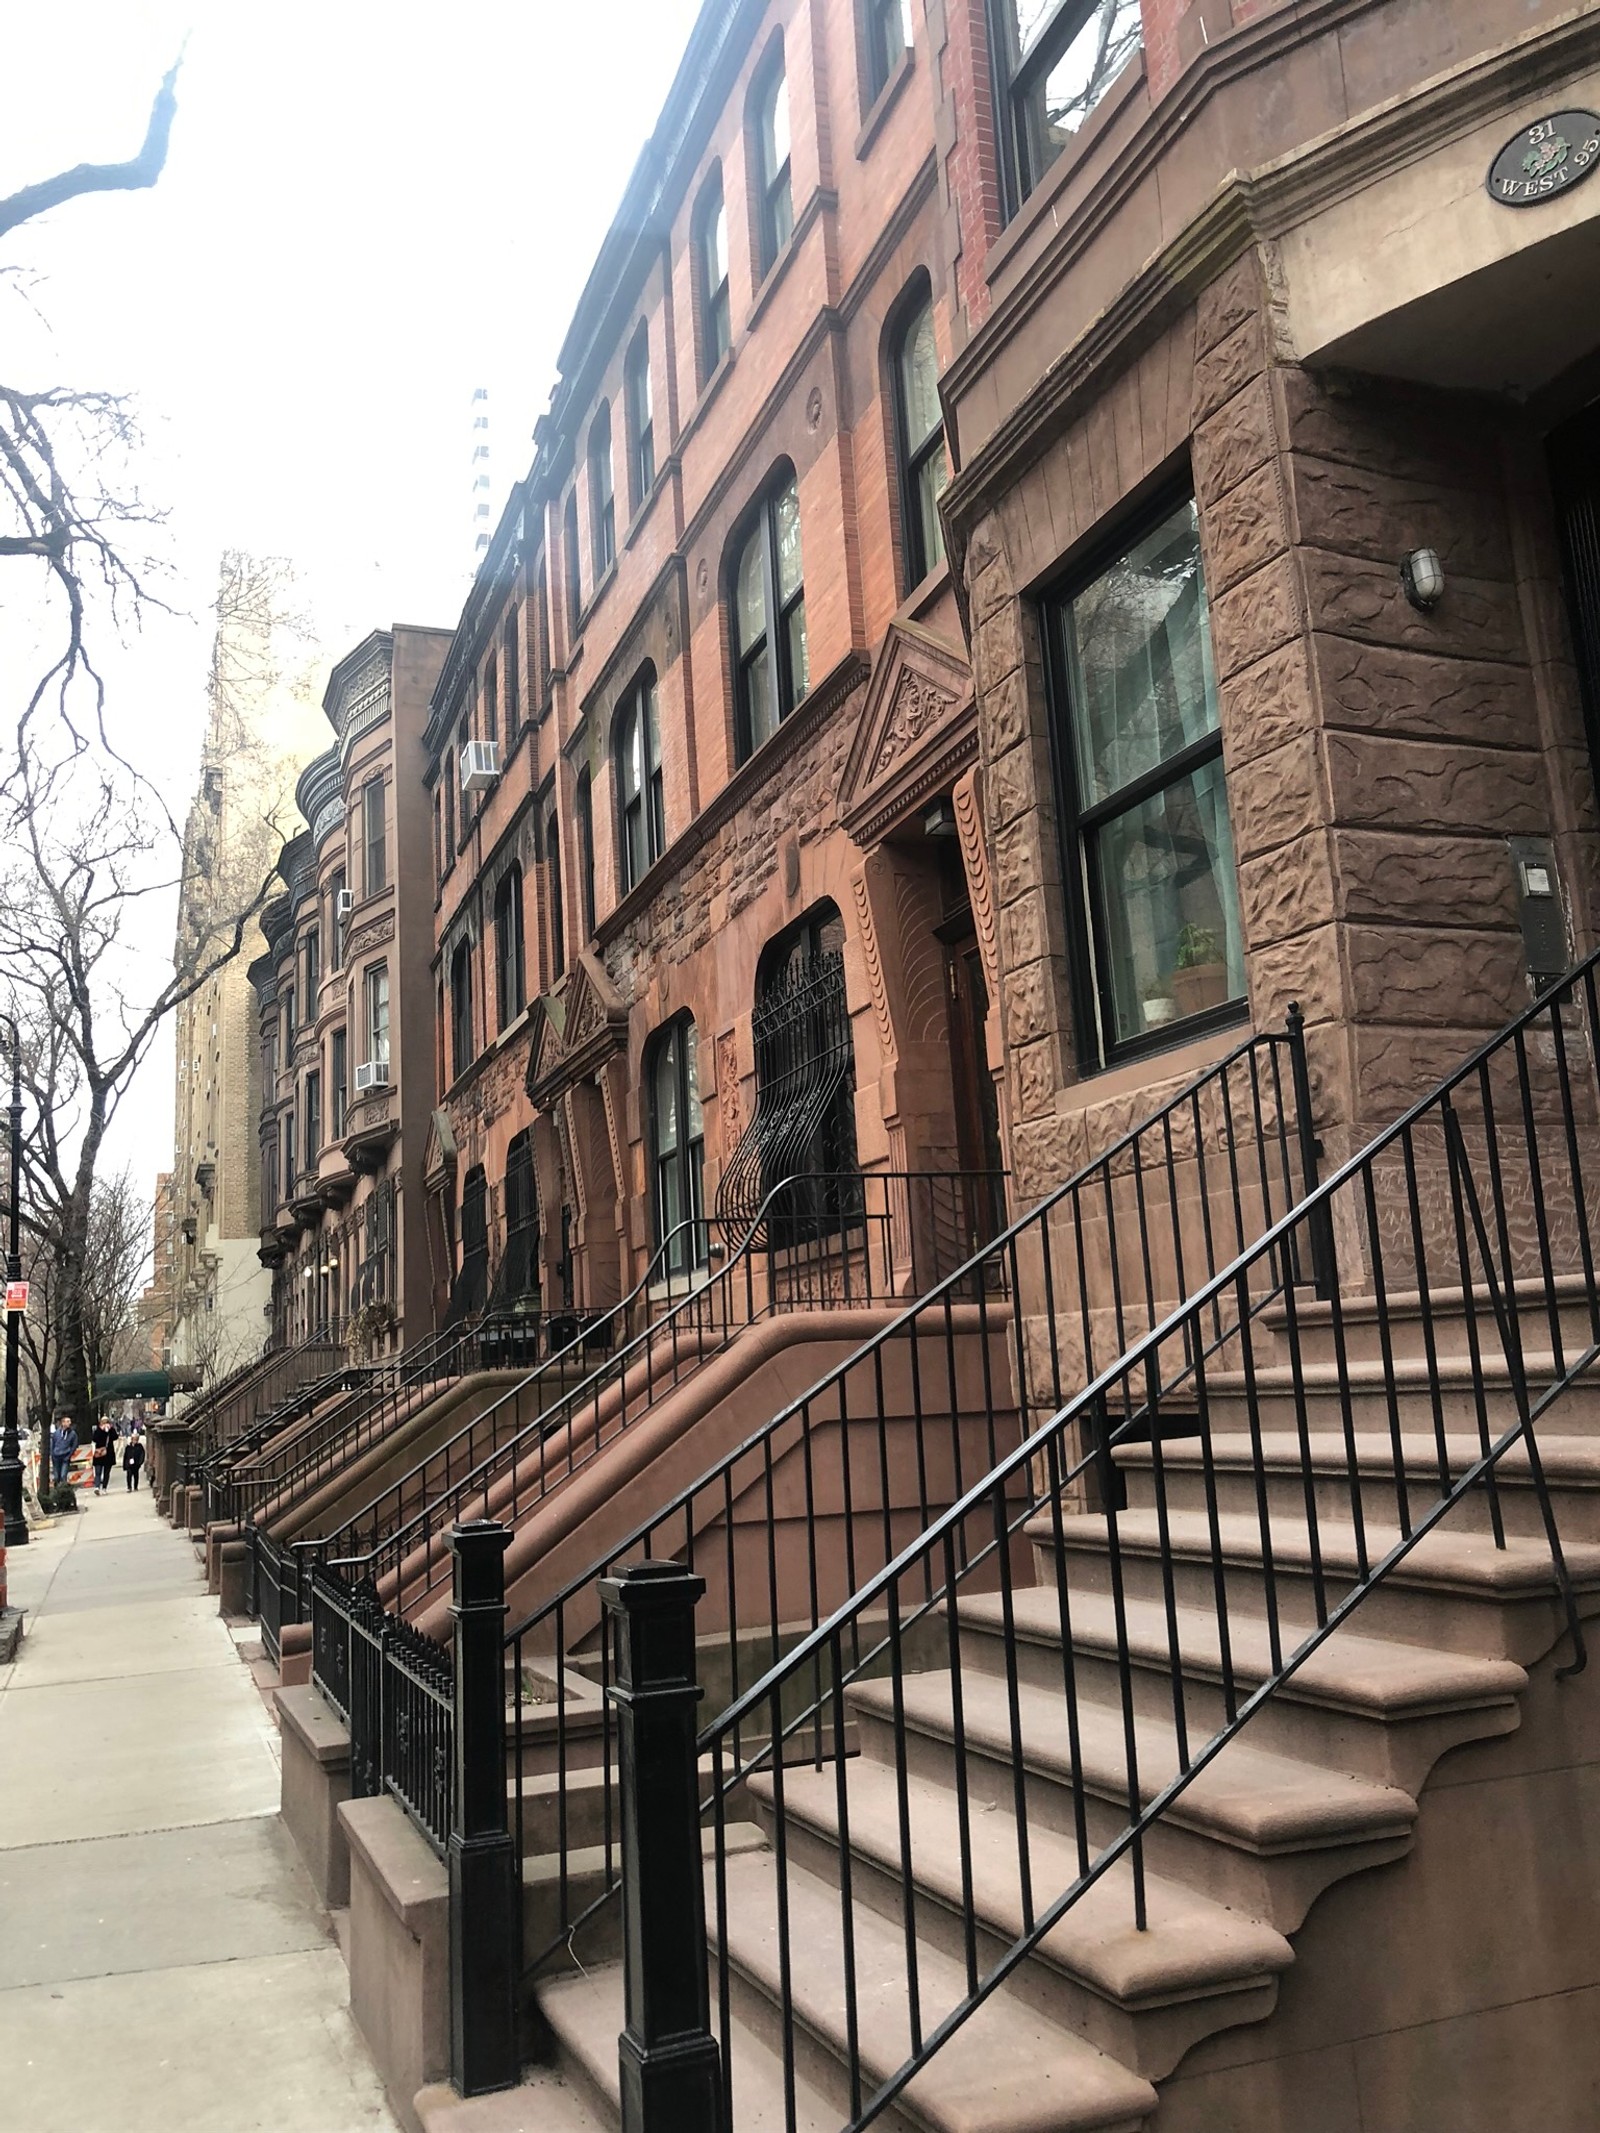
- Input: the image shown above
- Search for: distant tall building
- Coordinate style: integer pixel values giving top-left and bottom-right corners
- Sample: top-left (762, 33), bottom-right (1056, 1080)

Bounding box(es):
top-left (134, 1173), bottom-right (177, 1370)
top-left (167, 554), bottom-right (330, 1389)
top-left (470, 385), bottom-right (492, 569)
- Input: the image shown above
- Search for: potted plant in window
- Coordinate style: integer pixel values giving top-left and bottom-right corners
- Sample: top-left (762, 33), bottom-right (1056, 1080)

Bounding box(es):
top-left (1170, 923), bottom-right (1230, 1020)
top-left (1141, 977), bottom-right (1177, 1028)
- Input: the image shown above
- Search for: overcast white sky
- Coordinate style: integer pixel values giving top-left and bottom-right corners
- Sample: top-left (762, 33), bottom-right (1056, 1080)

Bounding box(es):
top-left (2, 0), bottom-right (703, 1194)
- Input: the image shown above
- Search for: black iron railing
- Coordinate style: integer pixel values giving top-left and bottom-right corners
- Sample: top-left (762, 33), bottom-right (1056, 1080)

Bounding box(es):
top-left (655, 962), bottom-right (1600, 2131)
top-left (306, 1171), bottom-right (996, 1624)
top-left (181, 1323), bottom-right (347, 1478)
top-left (501, 1021), bottom-right (1315, 1988)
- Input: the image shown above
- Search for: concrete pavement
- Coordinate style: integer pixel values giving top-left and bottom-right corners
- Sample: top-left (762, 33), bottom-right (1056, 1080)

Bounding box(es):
top-left (0, 1484), bottom-right (398, 2133)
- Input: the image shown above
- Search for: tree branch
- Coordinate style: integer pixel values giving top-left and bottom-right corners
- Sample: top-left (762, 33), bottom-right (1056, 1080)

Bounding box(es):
top-left (0, 60), bottom-right (183, 243)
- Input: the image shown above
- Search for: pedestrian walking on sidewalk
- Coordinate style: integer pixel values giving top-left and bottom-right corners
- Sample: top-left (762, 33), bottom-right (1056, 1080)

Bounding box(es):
top-left (90, 1418), bottom-right (117, 1494)
top-left (49, 1417), bottom-right (77, 1488)
top-left (122, 1429), bottom-right (146, 1492)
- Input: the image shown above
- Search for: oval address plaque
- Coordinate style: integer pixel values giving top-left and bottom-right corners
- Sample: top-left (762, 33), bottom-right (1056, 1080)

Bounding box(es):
top-left (1488, 110), bottom-right (1600, 207)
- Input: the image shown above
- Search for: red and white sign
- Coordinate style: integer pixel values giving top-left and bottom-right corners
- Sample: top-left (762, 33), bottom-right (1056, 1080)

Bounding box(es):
top-left (5, 1280), bottom-right (28, 1313)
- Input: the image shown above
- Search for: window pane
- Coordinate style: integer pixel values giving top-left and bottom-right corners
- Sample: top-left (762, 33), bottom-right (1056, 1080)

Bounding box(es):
top-left (1092, 755), bottom-right (1244, 1049)
top-left (744, 648), bottom-right (774, 752)
top-left (1063, 498), bottom-right (1218, 807)
top-left (684, 1020), bottom-right (703, 1139)
top-left (736, 525), bottom-right (767, 652)
top-left (708, 196), bottom-right (728, 289)
top-left (786, 598), bottom-right (810, 703)
top-left (774, 478), bottom-right (803, 602)
top-left (899, 301), bottom-right (941, 454)
top-left (915, 447), bottom-right (949, 575)
top-left (655, 1034), bottom-right (680, 1156)
top-left (1021, 0), bottom-right (1142, 178)
top-left (763, 69), bottom-right (789, 179)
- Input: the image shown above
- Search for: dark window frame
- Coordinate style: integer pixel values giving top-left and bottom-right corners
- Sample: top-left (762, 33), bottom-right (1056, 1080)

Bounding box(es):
top-left (589, 404), bottom-right (616, 579)
top-left (864, 0), bottom-right (911, 102)
top-left (494, 864), bottom-right (526, 1032)
top-left (364, 776), bottom-right (387, 895)
top-left (625, 325), bottom-right (656, 508)
top-left (545, 811), bottom-right (566, 981)
top-left (751, 48), bottom-right (794, 277)
top-left (450, 937), bottom-right (475, 1082)
top-left (364, 962), bottom-right (390, 1068)
top-left (304, 1068), bottom-right (321, 1171)
top-left (1040, 481), bottom-right (1244, 1073)
top-left (329, 869), bottom-right (347, 968)
top-left (575, 768), bottom-right (597, 941)
top-left (615, 667), bottom-right (666, 893)
top-left (889, 275), bottom-right (950, 590)
top-left (503, 610), bottom-right (521, 732)
top-left (730, 465), bottom-right (808, 766)
top-left (985, 0), bottom-right (1143, 218)
top-left (331, 1027), bottom-right (347, 1140)
top-left (647, 1014), bottom-right (707, 1274)
top-left (694, 168), bottom-right (732, 381)
top-left (563, 490), bottom-right (583, 645)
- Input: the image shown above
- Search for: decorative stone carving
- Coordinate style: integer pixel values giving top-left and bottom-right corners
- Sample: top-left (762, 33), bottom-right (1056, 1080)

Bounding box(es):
top-left (715, 1030), bottom-right (741, 1144)
top-left (345, 910), bottom-right (396, 960)
top-left (849, 869), bottom-right (897, 1068)
top-left (839, 619), bottom-right (975, 846)
top-left (805, 385), bottom-right (824, 432)
top-left (874, 671), bottom-right (956, 775)
top-left (952, 770), bottom-right (1001, 1003)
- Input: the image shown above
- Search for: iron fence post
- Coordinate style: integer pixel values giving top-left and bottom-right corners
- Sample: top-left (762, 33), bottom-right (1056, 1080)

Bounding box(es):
top-left (1286, 1003), bottom-right (1336, 1299)
top-left (600, 1559), bottom-right (722, 2133)
top-left (448, 1519), bottom-right (518, 2098)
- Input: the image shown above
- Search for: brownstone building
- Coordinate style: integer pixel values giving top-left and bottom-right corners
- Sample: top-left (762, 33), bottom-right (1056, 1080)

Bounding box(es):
top-left (254, 627), bottom-right (453, 1351)
top-left (422, 0), bottom-right (1002, 1331)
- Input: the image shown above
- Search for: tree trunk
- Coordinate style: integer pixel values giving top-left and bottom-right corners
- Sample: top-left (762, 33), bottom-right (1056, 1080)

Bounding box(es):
top-left (53, 1109), bottom-right (105, 1435)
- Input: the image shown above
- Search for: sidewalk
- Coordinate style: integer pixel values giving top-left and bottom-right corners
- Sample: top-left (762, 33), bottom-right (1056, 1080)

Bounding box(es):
top-left (0, 1484), bottom-right (398, 2133)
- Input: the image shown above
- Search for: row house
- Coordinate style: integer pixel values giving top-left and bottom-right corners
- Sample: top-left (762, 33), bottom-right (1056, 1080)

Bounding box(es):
top-left (253, 628), bottom-right (453, 1352)
top-left (421, 0), bottom-right (1006, 1330)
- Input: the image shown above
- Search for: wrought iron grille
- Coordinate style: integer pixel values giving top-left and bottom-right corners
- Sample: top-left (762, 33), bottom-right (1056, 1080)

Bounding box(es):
top-left (717, 946), bottom-right (859, 1239)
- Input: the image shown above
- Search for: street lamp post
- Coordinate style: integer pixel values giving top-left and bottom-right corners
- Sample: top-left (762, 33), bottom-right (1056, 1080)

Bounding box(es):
top-left (0, 1015), bottom-right (26, 1548)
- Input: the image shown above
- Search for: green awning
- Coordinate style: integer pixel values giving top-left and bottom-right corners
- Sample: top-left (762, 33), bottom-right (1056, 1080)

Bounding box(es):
top-left (91, 1371), bottom-right (174, 1402)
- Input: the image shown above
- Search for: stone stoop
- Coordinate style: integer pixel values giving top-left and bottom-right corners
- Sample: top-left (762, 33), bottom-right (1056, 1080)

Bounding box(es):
top-left (340, 1793), bottom-right (450, 2133)
top-left (448, 1285), bottom-right (1600, 2133)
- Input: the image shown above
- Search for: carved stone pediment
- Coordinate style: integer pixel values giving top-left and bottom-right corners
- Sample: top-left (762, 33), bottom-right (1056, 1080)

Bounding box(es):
top-left (422, 1105), bottom-right (457, 1193)
top-left (839, 621), bottom-right (975, 847)
top-left (526, 950), bottom-right (629, 1107)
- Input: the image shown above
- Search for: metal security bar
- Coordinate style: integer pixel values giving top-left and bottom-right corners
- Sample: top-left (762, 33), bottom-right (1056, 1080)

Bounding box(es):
top-left (502, 1021), bottom-right (1314, 1992)
top-left (675, 961), bottom-right (1600, 2132)
top-left (718, 947), bottom-right (857, 1234)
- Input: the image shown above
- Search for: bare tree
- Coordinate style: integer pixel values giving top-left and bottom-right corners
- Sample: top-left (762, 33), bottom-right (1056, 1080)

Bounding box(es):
top-left (0, 730), bottom-right (277, 1433)
top-left (0, 60), bottom-right (182, 748)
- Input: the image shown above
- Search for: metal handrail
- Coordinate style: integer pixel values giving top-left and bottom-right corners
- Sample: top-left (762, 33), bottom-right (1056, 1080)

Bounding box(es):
top-left (680, 962), bottom-right (1600, 2130)
top-left (314, 1170), bottom-right (999, 1612)
top-left (502, 1023), bottom-right (1313, 1984)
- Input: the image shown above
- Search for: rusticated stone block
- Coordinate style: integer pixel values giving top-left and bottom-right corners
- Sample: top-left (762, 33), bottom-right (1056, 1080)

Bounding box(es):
top-left (1313, 635), bottom-right (1529, 747)
top-left (1345, 924), bottom-right (1526, 1028)
top-left (1192, 312), bottom-right (1269, 429)
top-left (1350, 1023), bottom-right (1516, 1124)
top-left (1225, 731), bottom-right (1325, 860)
top-left (1300, 548), bottom-right (1526, 665)
top-left (973, 601), bottom-right (1025, 696)
top-left (984, 665), bottom-right (1030, 756)
top-left (1246, 924), bottom-right (1344, 1030)
top-left (1012, 1111), bottom-right (1079, 1199)
top-left (1289, 456), bottom-right (1514, 581)
top-left (1195, 250), bottom-right (1263, 357)
top-left (1201, 460), bottom-right (1288, 596)
top-left (993, 818), bottom-right (1045, 905)
top-left (1002, 959), bottom-right (1053, 1046)
top-left (985, 744), bottom-right (1038, 832)
top-left (1001, 891), bottom-right (1047, 971)
top-left (1324, 732), bottom-right (1545, 836)
top-left (1238, 831), bottom-right (1336, 947)
top-left (1278, 368), bottom-right (1502, 492)
top-left (1013, 1038), bottom-right (1058, 1121)
top-left (1333, 830), bottom-right (1521, 930)
top-left (1217, 637), bottom-right (1316, 756)
top-left (1210, 552), bottom-right (1302, 681)
top-left (1193, 372), bottom-right (1277, 507)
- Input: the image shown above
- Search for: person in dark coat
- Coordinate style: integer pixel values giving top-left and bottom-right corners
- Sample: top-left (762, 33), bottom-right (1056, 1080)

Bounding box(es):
top-left (91, 1418), bottom-right (117, 1494)
top-left (50, 1418), bottom-right (77, 1487)
top-left (122, 1429), bottom-right (146, 1492)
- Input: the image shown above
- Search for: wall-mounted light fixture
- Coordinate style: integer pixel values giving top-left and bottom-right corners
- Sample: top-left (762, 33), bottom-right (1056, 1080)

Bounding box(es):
top-left (923, 797), bottom-right (959, 840)
top-left (1400, 547), bottom-right (1445, 611)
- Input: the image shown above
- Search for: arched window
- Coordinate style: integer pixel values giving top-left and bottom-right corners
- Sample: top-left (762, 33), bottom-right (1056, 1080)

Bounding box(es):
top-left (448, 1164), bottom-right (489, 1324)
top-left (625, 326), bottom-right (655, 507)
top-left (493, 864), bottom-right (525, 1031)
top-left (544, 812), bottom-right (566, 982)
top-left (450, 937), bottom-right (474, 1081)
top-left (890, 279), bottom-right (949, 588)
top-left (751, 49), bottom-right (793, 276)
top-left (615, 668), bottom-right (665, 892)
top-left (694, 168), bottom-right (731, 379)
top-left (731, 466), bottom-right (808, 764)
top-left (864, 0), bottom-right (912, 100)
top-left (717, 901), bottom-right (858, 1239)
top-left (563, 489), bottom-right (582, 643)
top-left (589, 404), bottom-right (616, 579)
top-left (575, 769), bottom-right (597, 941)
top-left (649, 1017), bottom-right (706, 1274)
top-left (492, 1130), bottom-right (539, 1310)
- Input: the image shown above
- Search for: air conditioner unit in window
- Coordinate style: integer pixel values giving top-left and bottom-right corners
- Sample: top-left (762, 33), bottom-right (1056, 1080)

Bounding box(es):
top-left (460, 739), bottom-right (501, 795)
top-left (335, 889), bottom-right (354, 923)
top-left (354, 1059), bottom-right (390, 1093)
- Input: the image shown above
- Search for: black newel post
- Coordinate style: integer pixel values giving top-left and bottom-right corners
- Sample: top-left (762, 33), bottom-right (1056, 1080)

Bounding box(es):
top-left (1286, 1003), bottom-right (1336, 1300)
top-left (0, 1015), bottom-right (27, 1548)
top-left (448, 1519), bottom-right (519, 2098)
top-left (601, 1560), bottom-right (723, 2133)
